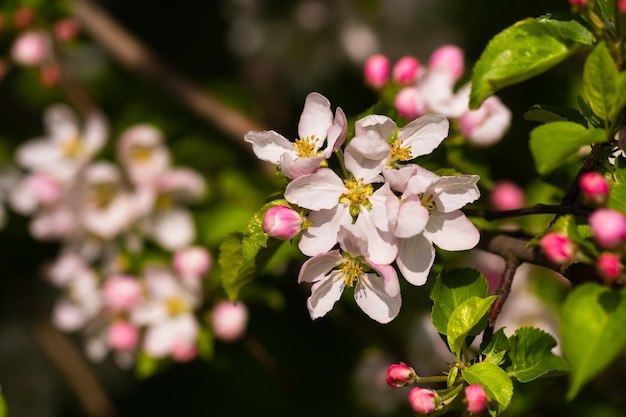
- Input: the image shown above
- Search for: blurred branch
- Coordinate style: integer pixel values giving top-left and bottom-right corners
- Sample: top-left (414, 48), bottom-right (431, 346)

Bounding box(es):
top-left (30, 318), bottom-right (118, 417)
top-left (70, 0), bottom-right (267, 149)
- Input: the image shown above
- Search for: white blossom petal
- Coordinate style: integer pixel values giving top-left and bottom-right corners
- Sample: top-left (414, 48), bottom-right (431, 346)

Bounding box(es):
top-left (244, 130), bottom-right (294, 164)
top-left (399, 114), bottom-right (449, 158)
top-left (354, 273), bottom-right (401, 324)
top-left (432, 175), bottom-right (480, 212)
top-left (298, 250), bottom-right (344, 283)
top-left (307, 272), bottom-right (346, 320)
top-left (396, 234), bottom-right (435, 286)
top-left (424, 210), bottom-right (480, 251)
top-left (298, 92), bottom-right (333, 142)
top-left (284, 168), bottom-right (344, 210)
top-left (299, 206), bottom-right (351, 256)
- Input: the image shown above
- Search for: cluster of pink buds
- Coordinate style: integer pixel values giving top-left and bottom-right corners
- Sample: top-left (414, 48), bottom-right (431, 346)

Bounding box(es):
top-left (386, 363), bottom-right (488, 414)
top-left (363, 45), bottom-right (512, 147)
top-left (0, 6), bottom-right (81, 87)
top-left (5, 104), bottom-right (242, 367)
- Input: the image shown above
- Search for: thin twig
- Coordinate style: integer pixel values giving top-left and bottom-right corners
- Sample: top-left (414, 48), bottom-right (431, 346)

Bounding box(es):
top-left (70, 0), bottom-right (267, 147)
top-left (30, 318), bottom-right (118, 417)
top-left (464, 204), bottom-right (592, 221)
top-left (482, 258), bottom-right (520, 343)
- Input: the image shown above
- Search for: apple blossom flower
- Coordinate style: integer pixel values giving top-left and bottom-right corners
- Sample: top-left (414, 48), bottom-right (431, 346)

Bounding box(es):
top-left (579, 171), bottom-right (609, 206)
top-left (50, 267), bottom-right (102, 332)
top-left (210, 301), bottom-right (249, 342)
top-left (408, 388), bottom-right (437, 414)
top-left (465, 384), bottom-right (488, 414)
top-left (459, 96), bottom-right (511, 146)
top-left (428, 44), bottom-right (464, 82)
top-left (15, 104), bottom-right (107, 182)
top-left (539, 232), bottom-right (576, 264)
top-left (489, 180), bottom-right (525, 211)
top-left (117, 124), bottom-right (171, 186)
top-left (298, 225), bottom-right (401, 323)
top-left (386, 363), bottom-right (417, 387)
top-left (364, 54), bottom-right (390, 89)
top-left (263, 205), bottom-right (303, 240)
top-left (244, 92), bottom-right (347, 179)
top-left (589, 208), bottom-right (626, 248)
top-left (392, 56), bottom-right (420, 85)
top-left (386, 166), bottom-right (481, 285)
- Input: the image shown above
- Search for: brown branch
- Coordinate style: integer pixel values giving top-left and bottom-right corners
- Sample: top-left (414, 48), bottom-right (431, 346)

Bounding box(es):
top-left (30, 318), bottom-right (118, 417)
top-left (464, 204), bottom-right (592, 221)
top-left (70, 0), bottom-right (267, 147)
top-left (482, 258), bottom-right (520, 343)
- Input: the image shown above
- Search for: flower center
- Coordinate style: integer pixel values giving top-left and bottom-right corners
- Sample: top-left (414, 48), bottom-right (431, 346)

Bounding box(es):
top-left (340, 178), bottom-right (374, 218)
top-left (166, 296), bottom-right (187, 316)
top-left (128, 144), bottom-right (154, 163)
top-left (293, 135), bottom-right (320, 158)
top-left (62, 135), bottom-right (84, 158)
top-left (339, 257), bottom-right (365, 287)
top-left (88, 182), bottom-right (118, 209)
top-left (387, 139), bottom-right (413, 166)
top-left (420, 193), bottom-right (437, 211)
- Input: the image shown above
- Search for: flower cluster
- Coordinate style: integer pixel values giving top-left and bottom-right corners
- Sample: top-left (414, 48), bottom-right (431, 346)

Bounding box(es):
top-left (364, 45), bottom-right (512, 147)
top-left (245, 92), bottom-right (481, 323)
top-left (5, 104), bottom-right (247, 366)
top-left (0, 6), bottom-right (80, 86)
top-left (538, 169), bottom-right (626, 284)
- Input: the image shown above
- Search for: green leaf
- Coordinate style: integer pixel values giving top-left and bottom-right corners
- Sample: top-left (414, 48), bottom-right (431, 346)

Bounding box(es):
top-left (524, 104), bottom-right (587, 126)
top-left (218, 232), bottom-right (283, 301)
top-left (595, 0), bottom-right (616, 26)
top-left (506, 327), bottom-right (569, 383)
top-left (470, 15), bottom-right (593, 108)
top-left (463, 362), bottom-right (514, 417)
top-left (529, 122), bottom-right (606, 175)
top-left (481, 328), bottom-right (511, 365)
top-left (0, 391), bottom-right (6, 417)
top-left (447, 296), bottom-right (497, 356)
top-left (430, 268), bottom-right (489, 335)
top-left (583, 42), bottom-right (624, 124)
top-left (561, 283), bottom-right (626, 399)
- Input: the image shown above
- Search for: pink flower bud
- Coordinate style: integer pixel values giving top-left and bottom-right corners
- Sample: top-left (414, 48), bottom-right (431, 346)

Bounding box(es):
top-left (539, 232), bottom-right (576, 264)
top-left (620, 0), bottom-right (626, 13)
top-left (11, 31), bottom-right (49, 66)
top-left (597, 252), bottom-right (622, 281)
top-left (263, 205), bottom-right (303, 240)
top-left (108, 321), bottom-right (139, 351)
top-left (102, 275), bottom-right (142, 311)
top-left (29, 173), bottom-right (62, 206)
top-left (364, 54), bottom-right (390, 89)
top-left (428, 45), bottom-right (464, 81)
top-left (465, 384), bottom-right (488, 414)
top-left (40, 64), bottom-right (60, 88)
top-left (173, 246), bottom-right (212, 279)
top-left (569, 0), bottom-right (587, 6)
top-left (171, 341), bottom-right (198, 362)
top-left (392, 56), bottom-right (420, 85)
top-left (394, 86), bottom-right (425, 120)
top-left (589, 209), bottom-right (626, 248)
top-left (386, 363), bottom-right (417, 387)
top-left (211, 301), bottom-right (249, 342)
top-left (579, 171), bottom-right (609, 206)
top-left (489, 180), bottom-right (524, 211)
top-left (13, 7), bottom-right (34, 29)
top-left (53, 18), bottom-right (80, 42)
top-left (408, 387), bottom-right (437, 414)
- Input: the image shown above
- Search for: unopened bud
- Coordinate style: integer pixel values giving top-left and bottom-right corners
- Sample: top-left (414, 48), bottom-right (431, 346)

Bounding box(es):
top-left (53, 18), bottom-right (80, 42)
top-left (173, 246), bottom-right (212, 279)
top-left (211, 301), bottom-right (249, 342)
top-left (171, 341), bottom-right (198, 362)
top-left (108, 321), bottom-right (139, 351)
top-left (539, 232), bottom-right (576, 264)
top-left (364, 54), bottom-right (390, 89)
top-left (569, 0), bottom-right (588, 6)
top-left (620, 0), bottom-right (626, 13)
top-left (589, 208), bottom-right (626, 248)
top-left (386, 363), bottom-right (417, 387)
top-left (579, 171), bottom-right (609, 206)
top-left (428, 44), bottom-right (464, 81)
top-left (408, 387), bottom-right (437, 414)
top-left (263, 205), bottom-right (303, 240)
top-left (465, 384), bottom-right (488, 414)
top-left (394, 86), bottom-right (425, 120)
top-left (102, 275), bottom-right (142, 311)
top-left (392, 56), bottom-right (420, 85)
top-left (13, 7), bottom-right (34, 28)
top-left (11, 31), bottom-right (49, 66)
top-left (489, 180), bottom-right (524, 211)
top-left (597, 252), bottom-right (622, 281)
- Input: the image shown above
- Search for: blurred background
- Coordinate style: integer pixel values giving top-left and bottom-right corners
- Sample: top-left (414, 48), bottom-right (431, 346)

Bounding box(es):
top-left (2, 1), bottom-right (625, 417)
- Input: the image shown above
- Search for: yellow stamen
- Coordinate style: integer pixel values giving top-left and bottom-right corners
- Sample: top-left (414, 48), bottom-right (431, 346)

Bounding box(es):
top-left (165, 296), bottom-right (187, 316)
top-left (293, 135), bottom-right (320, 158)
top-left (62, 136), bottom-right (83, 158)
top-left (339, 258), bottom-right (365, 287)
top-left (340, 178), bottom-right (374, 219)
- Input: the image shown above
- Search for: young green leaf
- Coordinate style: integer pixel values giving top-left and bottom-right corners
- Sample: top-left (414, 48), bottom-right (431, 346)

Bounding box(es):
top-left (447, 296), bottom-right (497, 357)
top-left (583, 42), bottom-right (624, 124)
top-left (524, 104), bottom-right (587, 126)
top-left (470, 15), bottom-right (593, 108)
top-left (506, 327), bottom-right (569, 383)
top-left (481, 328), bottom-right (511, 365)
top-left (608, 155), bottom-right (626, 212)
top-left (561, 283), bottom-right (626, 399)
top-left (462, 362), bottom-right (514, 417)
top-left (529, 122), bottom-right (606, 175)
top-left (430, 268), bottom-right (489, 335)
